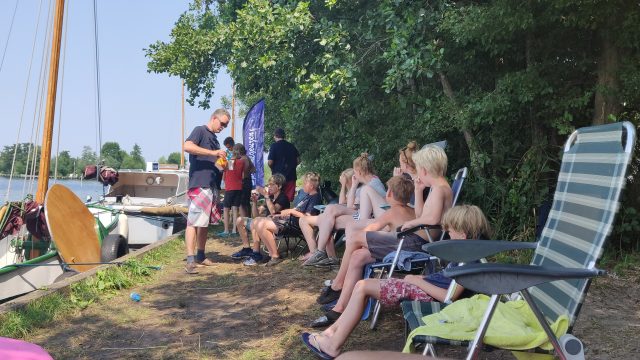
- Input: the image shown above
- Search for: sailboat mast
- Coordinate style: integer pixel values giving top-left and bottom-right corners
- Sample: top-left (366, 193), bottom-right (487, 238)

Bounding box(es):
top-left (231, 81), bottom-right (236, 139)
top-left (36, 0), bottom-right (65, 203)
top-left (181, 80), bottom-right (185, 169)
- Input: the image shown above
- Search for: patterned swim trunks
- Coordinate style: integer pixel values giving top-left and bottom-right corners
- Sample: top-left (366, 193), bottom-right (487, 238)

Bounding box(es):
top-left (187, 187), bottom-right (216, 227)
top-left (378, 277), bottom-right (433, 307)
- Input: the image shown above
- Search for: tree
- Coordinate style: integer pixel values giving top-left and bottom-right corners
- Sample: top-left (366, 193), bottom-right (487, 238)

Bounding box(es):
top-left (146, 0), bottom-right (640, 253)
top-left (121, 144), bottom-right (146, 170)
top-left (167, 152), bottom-right (182, 165)
top-left (100, 142), bottom-right (127, 169)
top-left (0, 143), bottom-right (40, 176)
top-left (76, 146), bottom-right (97, 176)
top-left (51, 150), bottom-right (74, 177)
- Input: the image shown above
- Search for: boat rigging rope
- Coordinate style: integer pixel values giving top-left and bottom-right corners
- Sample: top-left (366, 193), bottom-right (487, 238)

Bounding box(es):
top-left (53, 0), bottom-right (71, 183)
top-left (0, 0), bottom-right (19, 75)
top-left (3, 0), bottom-right (46, 204)
top-left (93, 0), bottom-right (106, 198)
top-left (23, 0), bottom-right (55, 199)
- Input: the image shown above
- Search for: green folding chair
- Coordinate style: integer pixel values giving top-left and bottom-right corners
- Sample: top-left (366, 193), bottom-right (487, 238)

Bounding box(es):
top-left (404, 121), bottom-right (636, 359)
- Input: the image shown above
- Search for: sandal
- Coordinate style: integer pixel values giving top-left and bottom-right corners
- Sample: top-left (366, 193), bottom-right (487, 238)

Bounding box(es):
top-left (301, 332), bottom-right (335, 360)
top-left (196, 258), bottom-right (216, 267)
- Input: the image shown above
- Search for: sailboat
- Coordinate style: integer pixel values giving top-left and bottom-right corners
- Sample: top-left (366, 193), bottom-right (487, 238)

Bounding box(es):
top-left (0, 0), bottom-right (108, 302)
top-left (84, 80), bottom-right (191, 247)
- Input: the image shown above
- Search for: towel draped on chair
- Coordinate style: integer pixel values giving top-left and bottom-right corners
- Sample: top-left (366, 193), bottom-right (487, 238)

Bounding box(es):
top-left (403, 294), bottom-right (569, 353)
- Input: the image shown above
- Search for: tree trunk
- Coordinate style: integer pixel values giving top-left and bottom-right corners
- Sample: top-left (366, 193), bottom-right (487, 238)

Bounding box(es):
top-left (439, 72), bottom-right (485, 177)
top-left (593, 28), bottom-right (621, 125)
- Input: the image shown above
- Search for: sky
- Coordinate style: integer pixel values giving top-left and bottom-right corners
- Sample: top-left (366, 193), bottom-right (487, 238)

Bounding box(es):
top-left (0, 0), bottom-right (237, 163)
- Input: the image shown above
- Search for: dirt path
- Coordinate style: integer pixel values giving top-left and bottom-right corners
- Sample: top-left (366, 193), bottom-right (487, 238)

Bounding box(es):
top-left (26, 234), bottom-right (640, 359)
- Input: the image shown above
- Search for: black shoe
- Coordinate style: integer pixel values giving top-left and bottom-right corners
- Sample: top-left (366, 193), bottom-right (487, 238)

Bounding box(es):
top-left (231, 247), bottom-right (253, 259)
top-left (316, 286), bottom-right (341, 305)
top-left (309, 310), bottom-right (341, 328)
top-left (320, 299), bottom-right (337, 312)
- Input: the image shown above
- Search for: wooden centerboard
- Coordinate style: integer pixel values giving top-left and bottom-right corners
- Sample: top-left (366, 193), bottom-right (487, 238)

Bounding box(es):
top-left (44, 184), bottom-right (100, 272)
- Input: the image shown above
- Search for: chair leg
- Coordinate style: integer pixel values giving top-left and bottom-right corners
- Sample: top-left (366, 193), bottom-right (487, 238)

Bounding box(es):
top-left (422, 343), bottom-right (436, 357)
top-left (521, 289), bottom-right (568, 360)
top-left (368, 266), bottom-right (387, 329)
top-left (466, 294), bottom-right (500, 360)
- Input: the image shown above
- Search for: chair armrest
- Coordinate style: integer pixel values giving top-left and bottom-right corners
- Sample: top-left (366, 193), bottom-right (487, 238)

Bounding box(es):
top-left (443, 263), bottom-right (605, 294)
top-left (397, 224), bottom-right (442, 238)
top-left (422, 240), bottom-right (537, 263)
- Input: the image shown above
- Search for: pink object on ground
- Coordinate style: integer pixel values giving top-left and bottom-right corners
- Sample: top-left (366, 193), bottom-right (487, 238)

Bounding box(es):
top-left (0, 337), bottom-right (53, 360)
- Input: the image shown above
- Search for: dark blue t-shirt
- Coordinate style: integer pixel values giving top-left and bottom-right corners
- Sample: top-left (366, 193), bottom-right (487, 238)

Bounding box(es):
top-left (268, 140), bottom-right (299, 182)
top-left (186, 125), bottom-right (220, 189)
top-left (294, 192), bottom-right (322, 216)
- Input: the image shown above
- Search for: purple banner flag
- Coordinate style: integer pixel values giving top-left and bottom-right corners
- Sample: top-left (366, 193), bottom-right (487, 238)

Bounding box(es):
top-left (243, 99), bottom-right (265, 187)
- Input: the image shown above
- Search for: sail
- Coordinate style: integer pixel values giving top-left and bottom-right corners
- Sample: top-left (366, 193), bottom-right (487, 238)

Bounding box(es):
top-left (242, 99), bottom-right (265, 187)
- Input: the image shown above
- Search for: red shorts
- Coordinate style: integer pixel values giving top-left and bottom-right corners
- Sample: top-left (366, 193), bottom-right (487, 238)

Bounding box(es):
top-left (378, 278), bottom-right (433, 307)
top-left (283, 181), bottom-right (296, 202)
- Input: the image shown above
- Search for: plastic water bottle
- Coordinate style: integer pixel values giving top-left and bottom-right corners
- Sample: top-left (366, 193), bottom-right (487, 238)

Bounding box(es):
top-left (130, 292), bottom-right (141, 302)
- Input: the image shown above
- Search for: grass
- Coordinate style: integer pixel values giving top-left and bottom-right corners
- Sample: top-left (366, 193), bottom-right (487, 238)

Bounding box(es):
top-left (0, 236), bottom-right (184, 339)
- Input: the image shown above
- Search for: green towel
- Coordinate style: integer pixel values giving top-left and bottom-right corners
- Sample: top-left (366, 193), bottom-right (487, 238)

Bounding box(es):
top-left (403, 294), bottom-right (569, 353)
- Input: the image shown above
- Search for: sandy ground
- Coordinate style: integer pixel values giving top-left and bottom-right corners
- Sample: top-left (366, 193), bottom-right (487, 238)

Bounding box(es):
top-left (26, 234), bottom-right (640, 359)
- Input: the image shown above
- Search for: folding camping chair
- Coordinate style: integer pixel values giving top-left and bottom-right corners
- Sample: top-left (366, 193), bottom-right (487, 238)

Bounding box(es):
top-left (403, 121), bottom-right (635, 359)
top-left (366, 167), bottom-right (468, 329)
top-left (276, 183), bottom-right (338, 258)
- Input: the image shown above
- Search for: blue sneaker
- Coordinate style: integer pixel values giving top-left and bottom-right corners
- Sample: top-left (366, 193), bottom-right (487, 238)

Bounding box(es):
top-left (231, 247), bottom-right (254, 259)
top-left (217, 231), bottom-right (230, 238)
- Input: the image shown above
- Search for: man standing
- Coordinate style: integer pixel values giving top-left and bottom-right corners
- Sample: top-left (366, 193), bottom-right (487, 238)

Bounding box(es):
top-left (268, 128), bottom-right (300, 202)
top-left (183, 109), bottom-right (230, 274)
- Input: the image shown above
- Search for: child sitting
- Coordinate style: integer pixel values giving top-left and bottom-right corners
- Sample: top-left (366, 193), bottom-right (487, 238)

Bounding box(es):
top-left (243, 172), bottom-right (323, 267)
top-left (309, 175), bottom-right (415, 327)
top-left (301, 205), bottom-right (492, 359)
top-left (231, 173), bottom-right (289, 260)
top-left (315, 145), bottom-right (452, 313)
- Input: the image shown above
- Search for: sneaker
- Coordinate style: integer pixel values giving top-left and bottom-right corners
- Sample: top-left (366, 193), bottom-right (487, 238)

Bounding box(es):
top-left (314, 256), bottom-right (340, 267)
top-left (303, 250), bottom-right (327, 266)
top-left (265, 257), bottom-right (284, 267)
top-left (316, 286), bottom-right (341, 304)
top-left (229, 232), bottom-right (239, 237)
top-left (243, 257), bottom-right (258, 266)
top-left (243, 252), bottom-right (264, 266)
top-left (217, 231), bottom-right (230, 238)
top-left (184, 262), bottom-right (198, 274)
top-left (231, 247), bottom-right (253, 259)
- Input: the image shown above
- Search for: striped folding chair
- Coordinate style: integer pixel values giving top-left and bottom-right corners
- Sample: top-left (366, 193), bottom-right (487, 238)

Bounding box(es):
top-left (406, 121), bottom-right (635, 359)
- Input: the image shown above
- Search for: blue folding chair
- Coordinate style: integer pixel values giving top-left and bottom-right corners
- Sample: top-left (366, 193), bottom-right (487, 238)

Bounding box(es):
top-left (365, 167), bottom-right (468, 328)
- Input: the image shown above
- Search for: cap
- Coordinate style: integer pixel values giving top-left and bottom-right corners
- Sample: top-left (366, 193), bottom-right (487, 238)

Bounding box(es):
top-left (274, 128), bottom-right (286, 138)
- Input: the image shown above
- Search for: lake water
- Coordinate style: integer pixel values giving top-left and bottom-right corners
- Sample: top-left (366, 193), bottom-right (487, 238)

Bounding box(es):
top-left (0, 176), bottom-right (106, 203)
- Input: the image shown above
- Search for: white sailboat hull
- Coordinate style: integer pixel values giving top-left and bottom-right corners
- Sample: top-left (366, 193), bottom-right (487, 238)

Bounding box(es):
top-left (0, 233), bottom-right (63, 301)
top-left (89, 169), bottom-right (189, 246)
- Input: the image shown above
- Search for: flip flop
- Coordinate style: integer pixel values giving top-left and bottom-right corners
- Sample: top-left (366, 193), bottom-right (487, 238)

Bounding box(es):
top-left (196, 258), bottom-right (216, 267)
top-left (301, 332), bottom-right (335, 360)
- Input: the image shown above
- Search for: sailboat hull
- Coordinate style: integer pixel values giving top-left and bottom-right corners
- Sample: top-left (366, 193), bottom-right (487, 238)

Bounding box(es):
top-left (0, 241), bottom-right (63, 301)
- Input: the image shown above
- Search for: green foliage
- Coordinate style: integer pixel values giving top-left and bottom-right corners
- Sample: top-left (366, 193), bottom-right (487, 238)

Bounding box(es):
top-left (0, 143), bottom-right (40, 176)
top-left (120, 144), bottom-right (146, 170)
top-left (100, 142), bottom-right (127, 169)
top-left (146, 0), bottom-right (640, 256)
top-left (167, 152), bottom-right (182, 164)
